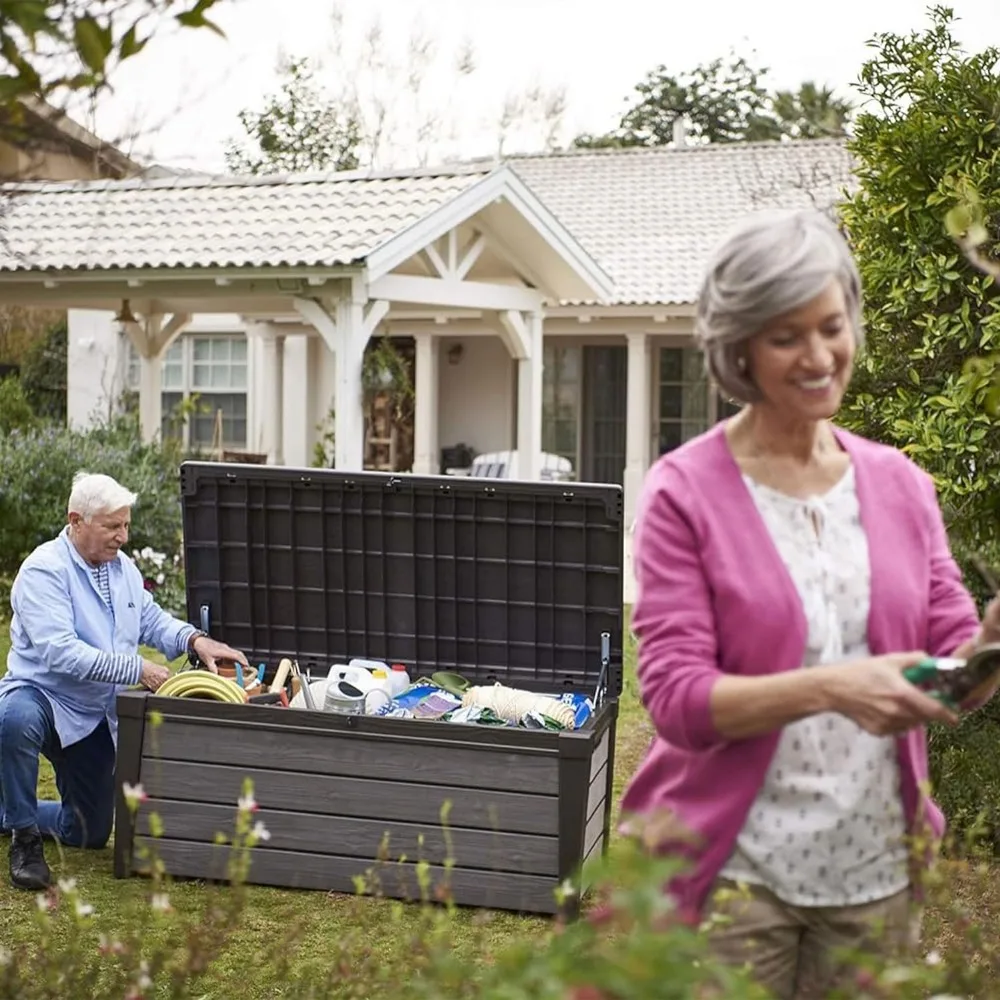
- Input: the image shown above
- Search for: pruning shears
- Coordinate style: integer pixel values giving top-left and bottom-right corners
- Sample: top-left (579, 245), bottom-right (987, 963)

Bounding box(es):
top-left (903, 643), bottom-right (1000, 713)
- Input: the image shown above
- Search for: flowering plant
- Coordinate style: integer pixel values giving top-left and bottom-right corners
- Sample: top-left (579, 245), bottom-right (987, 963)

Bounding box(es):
top-left (130, 546), bottom-right (186, 618)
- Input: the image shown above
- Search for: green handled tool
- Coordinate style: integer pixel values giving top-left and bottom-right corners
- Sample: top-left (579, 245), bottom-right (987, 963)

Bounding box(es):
top-left (903, 643), bottom-right (1000, 713)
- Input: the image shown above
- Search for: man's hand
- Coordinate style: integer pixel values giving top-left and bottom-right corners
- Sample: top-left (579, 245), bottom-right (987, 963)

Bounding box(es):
top-left (191, 635), bottom-right (250, 675)
top-left (140, 661), bottom-right (170, 692)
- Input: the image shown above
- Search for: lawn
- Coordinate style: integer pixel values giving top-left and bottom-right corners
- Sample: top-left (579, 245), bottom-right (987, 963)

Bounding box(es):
top-left (0, 623), bottom-right (656, 997)
top-left (2, 619), bottom-right (999, 996)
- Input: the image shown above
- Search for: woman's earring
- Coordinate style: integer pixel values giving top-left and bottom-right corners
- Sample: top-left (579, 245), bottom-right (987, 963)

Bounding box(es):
top-left (737, 356), bottom-right (747, 372)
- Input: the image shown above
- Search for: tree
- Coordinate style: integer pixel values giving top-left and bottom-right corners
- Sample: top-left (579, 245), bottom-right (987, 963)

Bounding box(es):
top-left (225, 56), bottom-right (361, 175)
top-left (837, 5), bottom-right (1000, 569)
top-left (574, 53), bottom-right (851, 148)
top-left (0, 0), bottom-right (224, 108)
top-left (770, 82), bottom-right (853, 139)
top-left (226, 4), bottom-right (569, 172)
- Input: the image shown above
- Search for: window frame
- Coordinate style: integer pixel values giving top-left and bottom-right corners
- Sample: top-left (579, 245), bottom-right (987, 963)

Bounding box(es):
top-left (125, 333), bottom-right (249, 450)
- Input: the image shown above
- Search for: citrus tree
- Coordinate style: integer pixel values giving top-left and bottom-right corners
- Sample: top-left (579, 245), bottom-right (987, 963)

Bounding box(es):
top-left (838, 4), bottom-right (1000, 577)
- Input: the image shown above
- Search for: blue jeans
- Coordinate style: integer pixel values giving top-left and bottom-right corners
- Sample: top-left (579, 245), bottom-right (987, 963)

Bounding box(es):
top-left (0, 686), bottom-right (115, 848)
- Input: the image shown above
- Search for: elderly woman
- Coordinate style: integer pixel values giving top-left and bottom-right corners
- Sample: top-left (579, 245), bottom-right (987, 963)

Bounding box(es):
top-left (619, 208), bottom-right (1000, 999)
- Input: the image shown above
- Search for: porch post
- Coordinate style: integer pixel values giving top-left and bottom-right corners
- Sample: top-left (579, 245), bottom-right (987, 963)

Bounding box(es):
top-left (623, 332), bottom-right (651, 527)
top-left (515, 310), bottom-right (544, 480)
top-left (128, 312), bottom-right (191, 444)
top-left (334, 283), bottom-right (367, 471)
top-left (138, 352), bottom-right (162, 444)
top-left (259, 327), bottom-right (285, 465)
top-left (412, 332), bottom-right (439, 475)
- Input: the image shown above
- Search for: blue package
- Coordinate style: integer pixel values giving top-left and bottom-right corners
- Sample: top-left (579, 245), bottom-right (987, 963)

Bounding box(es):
top-left (391, 684), bottom-right (440, 712)
top-left (557, 692), bottom-right (594, 729)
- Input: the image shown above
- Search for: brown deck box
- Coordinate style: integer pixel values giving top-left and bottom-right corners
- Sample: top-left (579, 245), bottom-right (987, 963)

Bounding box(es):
top-left (113, 462), bottom-right (624, 915)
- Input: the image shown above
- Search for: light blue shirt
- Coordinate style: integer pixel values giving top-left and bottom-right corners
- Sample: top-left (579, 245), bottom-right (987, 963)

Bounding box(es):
top-left (2, 526), bottom-right (196, 747)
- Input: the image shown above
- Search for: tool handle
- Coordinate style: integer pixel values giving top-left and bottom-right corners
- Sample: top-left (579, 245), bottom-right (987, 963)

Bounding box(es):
top-left (903, 658), bottom-right (960, 709)
top-left (902, 658), bottom-right (940, 686)
top-left (270, 658), bottom-right (292, 693)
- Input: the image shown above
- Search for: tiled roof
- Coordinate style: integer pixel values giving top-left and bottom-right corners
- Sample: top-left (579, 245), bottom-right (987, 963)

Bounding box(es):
top-left (510, 139), bottom-right (854, 305)
top-left (0, 138), bottom-right (854, 306)
top-left (0, 167), bottom-right (490, 272)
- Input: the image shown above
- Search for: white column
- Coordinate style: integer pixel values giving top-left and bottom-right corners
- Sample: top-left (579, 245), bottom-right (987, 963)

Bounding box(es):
top-left (260, 330), bottom-right (285, 464)
top-left (334, 289), bottom-right (367, 471)
top-left (412, 332), bottom-right (439, 475)
top-left (623, 332), bottom-right (651, 527)
top-left (515, 311), bottom-right (544, 480)
top-left (281, 334), bottom-right (311, 467)
top-left (138, 352), bottom-right (162, 444)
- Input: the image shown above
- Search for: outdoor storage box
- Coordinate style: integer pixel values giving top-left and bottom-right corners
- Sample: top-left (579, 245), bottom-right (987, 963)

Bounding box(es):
top-left (114, 462), bottom-right (624, 915)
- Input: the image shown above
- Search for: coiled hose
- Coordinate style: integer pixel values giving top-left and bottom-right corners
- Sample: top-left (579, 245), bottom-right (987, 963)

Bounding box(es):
top-left (156, 671), bottom-right (249, 704)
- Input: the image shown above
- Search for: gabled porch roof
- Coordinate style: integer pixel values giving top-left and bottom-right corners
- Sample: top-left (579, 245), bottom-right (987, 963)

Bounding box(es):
top-left (0, 162), bottom-right (613, 313)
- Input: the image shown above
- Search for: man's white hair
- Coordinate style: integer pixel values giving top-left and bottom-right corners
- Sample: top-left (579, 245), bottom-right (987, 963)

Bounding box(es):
top-left (67, 471), bottom-right (138, 520)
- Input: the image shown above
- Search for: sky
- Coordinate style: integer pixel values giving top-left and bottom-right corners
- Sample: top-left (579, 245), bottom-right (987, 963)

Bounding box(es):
top-left (83, 0), bottom-right (1000, 174)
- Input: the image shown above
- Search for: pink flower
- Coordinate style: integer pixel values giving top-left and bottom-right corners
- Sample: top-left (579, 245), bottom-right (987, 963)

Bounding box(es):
top-left (122, 782), bottom-right (148, 807)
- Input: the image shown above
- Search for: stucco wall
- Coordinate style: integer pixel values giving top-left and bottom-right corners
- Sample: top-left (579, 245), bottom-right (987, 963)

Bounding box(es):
top-left (436, 336), bottom-right (514, 460)
top-left (67, 309), bottom-right (122, 428)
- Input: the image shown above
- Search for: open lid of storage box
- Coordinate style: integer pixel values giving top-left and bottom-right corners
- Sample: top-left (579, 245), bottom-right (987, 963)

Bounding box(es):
top-left (179, 463), bottom-right (625, 698)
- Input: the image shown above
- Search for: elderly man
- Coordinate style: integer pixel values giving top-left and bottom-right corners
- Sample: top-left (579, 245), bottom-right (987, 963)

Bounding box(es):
top-left (0, 471), bottom-right (248, 890)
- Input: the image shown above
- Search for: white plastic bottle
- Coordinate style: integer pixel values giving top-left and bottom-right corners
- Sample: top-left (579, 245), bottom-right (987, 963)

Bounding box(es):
top-left (369, 668), bottom-right (393, 698)
top-left (388, 663), bottom-right (410, 697)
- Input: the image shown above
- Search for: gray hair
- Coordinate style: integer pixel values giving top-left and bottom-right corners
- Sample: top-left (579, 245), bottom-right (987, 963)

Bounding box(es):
top-left (695, 209), bottom-right (864, 404)
top-left (67, 471), bottom-right (138, 520)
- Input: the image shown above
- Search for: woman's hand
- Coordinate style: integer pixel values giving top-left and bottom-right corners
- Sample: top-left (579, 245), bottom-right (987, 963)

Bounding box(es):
top-left (980, 593), bottom-right (1000, 646)
top-left (820, 652), bottom-right (958, 736)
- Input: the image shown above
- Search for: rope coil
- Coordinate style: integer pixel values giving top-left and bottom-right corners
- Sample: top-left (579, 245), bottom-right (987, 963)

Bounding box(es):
top-left (461, 684), bottom-right (575, 728)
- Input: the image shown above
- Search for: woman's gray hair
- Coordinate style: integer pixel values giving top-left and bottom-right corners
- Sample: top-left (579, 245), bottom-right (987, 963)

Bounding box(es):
top-left (67, 471), bottom-right (138, 520)
top-left (695, 208), bottom-right (864, 404)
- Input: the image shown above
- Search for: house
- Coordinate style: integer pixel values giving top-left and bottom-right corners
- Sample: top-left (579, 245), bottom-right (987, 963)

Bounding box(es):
top-left (0, 96), bottom-right (142, 182)
top-left (0, 138), bottom-right (853, 582)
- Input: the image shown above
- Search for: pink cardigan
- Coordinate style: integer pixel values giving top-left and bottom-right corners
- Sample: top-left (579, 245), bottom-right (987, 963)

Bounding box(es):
top-left (619, 421), bottom-right (980, 919)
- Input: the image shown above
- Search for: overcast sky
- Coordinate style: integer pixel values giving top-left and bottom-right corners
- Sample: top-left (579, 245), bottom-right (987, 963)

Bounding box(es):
top-left (86, 0), bottom-right (1000, 173)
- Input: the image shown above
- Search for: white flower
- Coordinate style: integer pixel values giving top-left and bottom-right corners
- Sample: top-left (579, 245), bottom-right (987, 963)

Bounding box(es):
top-left (57, 877), bottom-right (77, 894)
top-left (150, 892), bottom-right (171, 912)
top-left (925, 950), bottom-right (943, 966)
top-left (237, 793), bottom-right (258, 813)
top-left (251, 821), bottom-right (270, 842)
top-left (0, 947), bottom-right (10, 966)
top-left (141, 547), bottom-right (153, 560)
top-left (138, 960), bottom-right (152, 989)
top-left (35, 893), bottom-right (50, 912)
top-left (151, 552), bottom-right (165, 568)
top-left (75, 900), bottom-right (94, 918)
top-left (122, 782), bottom-right (147, 806)
top-left (155, 573), bottom-right (165, 585)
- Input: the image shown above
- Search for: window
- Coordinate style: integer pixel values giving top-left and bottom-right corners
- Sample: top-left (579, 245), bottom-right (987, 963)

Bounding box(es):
top-left (657, 347), bottom-right (710, 454)
top-left (126, 335), bottom-right (248, 449)
top-left (542, 343), bottom-right (581, 475)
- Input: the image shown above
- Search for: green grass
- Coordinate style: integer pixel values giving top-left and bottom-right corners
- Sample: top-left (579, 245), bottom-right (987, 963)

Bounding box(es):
top-left (0, 624), bottom-right (653, 997)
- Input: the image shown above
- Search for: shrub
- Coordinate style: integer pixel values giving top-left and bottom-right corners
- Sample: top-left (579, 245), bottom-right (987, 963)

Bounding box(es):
top-left (3, 792), bottom-right (999, 999)
top-left (0, 374), bottom-right (39, 434)
top-left (0, 412), bottom-right (185, 583)
top-left (18, 319), bottom-right (67, 422)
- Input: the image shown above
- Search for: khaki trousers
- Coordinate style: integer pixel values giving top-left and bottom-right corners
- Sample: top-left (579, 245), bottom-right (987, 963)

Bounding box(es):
top-left (704, 880), bottom-right (922, 1000)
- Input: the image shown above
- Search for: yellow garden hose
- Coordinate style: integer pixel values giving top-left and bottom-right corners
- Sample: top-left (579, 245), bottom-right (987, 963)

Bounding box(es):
top-left (156, 671), bottom-right (249, 704)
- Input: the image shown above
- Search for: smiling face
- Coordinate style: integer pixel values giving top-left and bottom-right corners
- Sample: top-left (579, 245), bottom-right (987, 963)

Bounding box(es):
top-left (68, 507), bottom-right (131, 566)
top-left (743, 278), bottom-right (856, 423)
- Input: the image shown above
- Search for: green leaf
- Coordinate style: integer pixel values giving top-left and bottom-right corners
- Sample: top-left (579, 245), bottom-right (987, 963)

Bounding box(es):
top-left (73, 15), bottom-right (112, 75)
top-left (118, 24), bottom-right (148, 61)
top-left (175, 12), bottom-right (226, 38)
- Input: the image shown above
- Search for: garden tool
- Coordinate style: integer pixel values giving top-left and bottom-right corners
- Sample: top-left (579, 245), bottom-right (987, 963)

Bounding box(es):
top-left (430, 671), bottom-right (471, 697)
top-left (903, 642), bottom-right (1000, 713)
